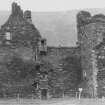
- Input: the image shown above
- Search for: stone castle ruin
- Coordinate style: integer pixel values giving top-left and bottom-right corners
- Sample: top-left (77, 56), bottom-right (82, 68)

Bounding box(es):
top-left (1, 2), bottom-right (105, 98)
top-left (77, 11), bottom-right (105, 97)
top-left (0, 2), bottom-right (81, 98)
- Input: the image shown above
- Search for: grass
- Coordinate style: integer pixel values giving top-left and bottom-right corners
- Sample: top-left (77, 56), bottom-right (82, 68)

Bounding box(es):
top-left (0, 98), bottom-right (104, 105)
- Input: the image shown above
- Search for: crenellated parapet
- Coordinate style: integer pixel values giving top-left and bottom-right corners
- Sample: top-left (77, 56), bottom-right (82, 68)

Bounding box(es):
top-left (77, 11), bottom-right (105, 27)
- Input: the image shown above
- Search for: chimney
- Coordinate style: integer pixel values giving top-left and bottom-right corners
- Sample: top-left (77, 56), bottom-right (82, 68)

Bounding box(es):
top-left (24, 10), bottom-right (32, 24)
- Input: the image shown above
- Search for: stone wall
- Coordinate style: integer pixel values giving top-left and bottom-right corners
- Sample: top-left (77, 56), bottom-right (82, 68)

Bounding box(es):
top-left (77, 11), bottom-right (105, 97)
top-left (0, 2), bottom-right (42, 97)
top-left (0, 2), bottom-right (41, 49)
top-left (0, 2), bottom-right (82, 97)
top-left (93, 40), bottom-right (105, 97)
top-left (40, 46), bottom-right (81, 97)
top-left (0, 46), bottom-right (81, 97)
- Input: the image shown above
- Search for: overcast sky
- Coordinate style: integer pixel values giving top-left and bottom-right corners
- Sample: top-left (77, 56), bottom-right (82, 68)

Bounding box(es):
top-left (0, 0), bottom-right (105, 11)
top-left (0, 0), bottom-right (105, 47)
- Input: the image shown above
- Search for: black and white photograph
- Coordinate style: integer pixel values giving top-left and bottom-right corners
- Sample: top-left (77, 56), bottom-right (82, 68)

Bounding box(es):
top-left (0, 0), bottom-right (105, 104)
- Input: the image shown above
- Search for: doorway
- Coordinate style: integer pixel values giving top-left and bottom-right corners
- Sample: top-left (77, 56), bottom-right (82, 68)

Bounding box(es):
top-left (41, 89), bottom-right (48, 99)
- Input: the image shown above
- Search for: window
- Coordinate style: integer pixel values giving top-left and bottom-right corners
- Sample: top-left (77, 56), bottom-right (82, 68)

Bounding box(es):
top-left (41, 40), bottom-right (45, 44)
top-left (40, 51), bottom-right (47, 56)
top-left (83, 71), bottom-right (86, 77)
top-left (36, 65), bottom-right (40, 71)
top-left (39, 39), bottom-right (47, 56)
top-left (5, 32), bottom-right (11, 40)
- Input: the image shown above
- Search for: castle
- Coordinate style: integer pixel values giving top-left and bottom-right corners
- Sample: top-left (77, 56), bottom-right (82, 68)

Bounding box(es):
top-left (0, 2), bottom-right (81, 98)
top-left (0, 2), bottom-right (105, 98)
top-left (77, 11), bottom-right (105, 97)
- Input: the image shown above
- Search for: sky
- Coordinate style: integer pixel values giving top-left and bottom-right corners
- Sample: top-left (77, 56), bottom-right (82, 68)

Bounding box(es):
top-left (0, 0), bottom-right (105, 46)
top-left (0, 0), bottom-right (105, 12)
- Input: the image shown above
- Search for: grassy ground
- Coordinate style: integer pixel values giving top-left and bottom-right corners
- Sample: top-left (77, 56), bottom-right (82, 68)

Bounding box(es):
top-left (0, 98), bottom-right (105, 105)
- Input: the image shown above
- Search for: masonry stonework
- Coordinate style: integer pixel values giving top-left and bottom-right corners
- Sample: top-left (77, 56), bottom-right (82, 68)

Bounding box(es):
top-left (0, 2), bottom-right (81, 98)
top-left (77, 11), bottom-right (105, 97)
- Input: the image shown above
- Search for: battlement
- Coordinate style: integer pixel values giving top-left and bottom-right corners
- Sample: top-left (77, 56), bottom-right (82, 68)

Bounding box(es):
top-left (77, 11), bottom-right (105, 27)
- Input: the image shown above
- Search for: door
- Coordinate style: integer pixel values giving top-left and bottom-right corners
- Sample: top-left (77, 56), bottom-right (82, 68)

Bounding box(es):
top-left (41, 89), bottom-right (47, 99)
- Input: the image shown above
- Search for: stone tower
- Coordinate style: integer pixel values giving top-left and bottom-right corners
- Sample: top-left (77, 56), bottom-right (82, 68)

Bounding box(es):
top-left (77, 11), bottom-right (105, 97)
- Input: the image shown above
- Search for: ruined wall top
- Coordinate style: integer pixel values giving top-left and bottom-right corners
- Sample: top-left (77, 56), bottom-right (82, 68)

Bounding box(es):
top-left (0, 2), bottom-right (42, 48)
top-left (77, 11), bottom-right (91, 27)
top-left (1, 2), bottom-right (33, 27)
top-left (77, 11), bottom-right (105, 27)
top-left (11, 2), bottom-right (23, 17)
top-left (11, 2), bottom-right (32, 20)
top-left (24, 10), bottom-right (31, 19)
